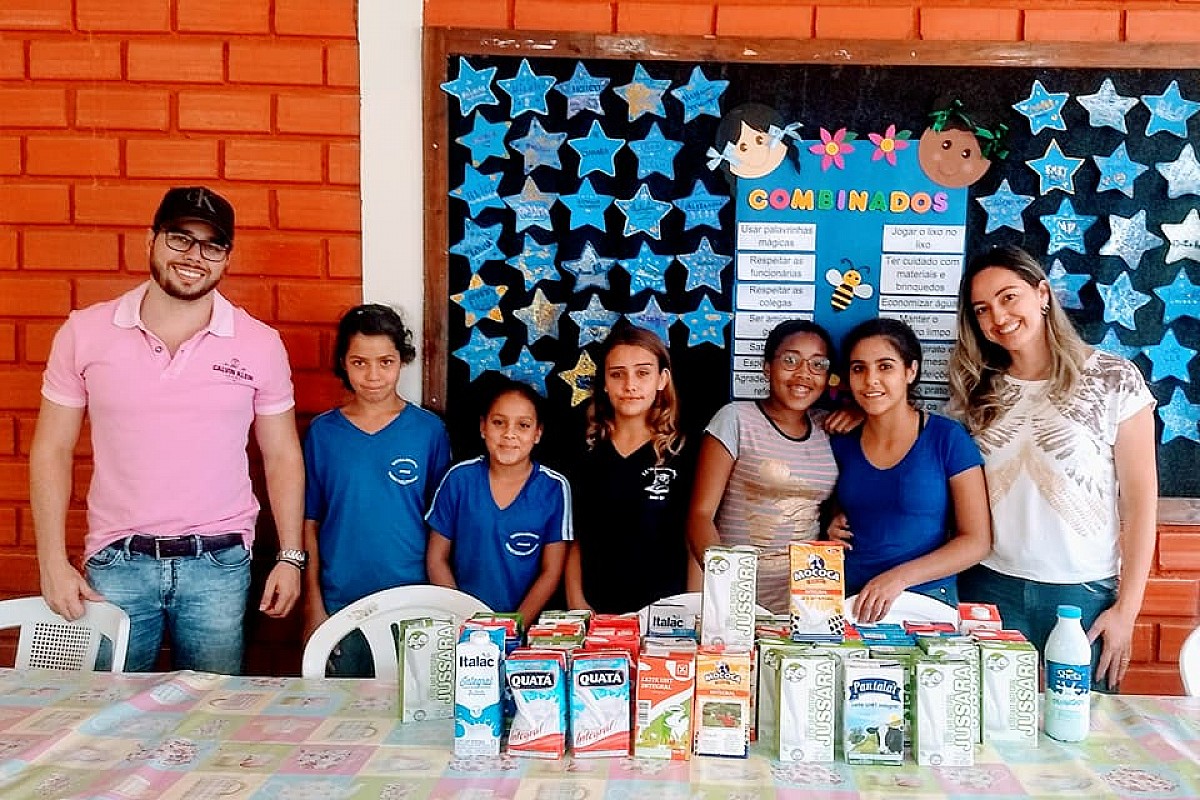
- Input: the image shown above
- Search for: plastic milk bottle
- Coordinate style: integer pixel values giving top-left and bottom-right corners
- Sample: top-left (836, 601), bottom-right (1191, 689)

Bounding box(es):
top-left (1043, 604), bottom-right (1091, 742)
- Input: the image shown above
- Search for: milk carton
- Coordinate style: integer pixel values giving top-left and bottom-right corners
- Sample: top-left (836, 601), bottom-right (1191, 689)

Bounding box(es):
top-left (788, 542), bottom-right (846, 640)
top-left (693, 647), bottom-right (752, 758)
top-left (570, 651), bottom-right (631, 758)
top-left (505, 650), bottom-right (568, 759)
top-left (914, 658), bottom-right (976, 766)
top-left (634, 644), bottom-right (696, 760)
top-left (454, 630), bottom-right (503, 757)
top-left (399, 617), bottom-right (455, 722)
top-left (756, 639), bottom-right (811, 748)
top-left (700, 546), bottom-right (757, 648)
top-left (778, 652), bottom-right (837, 762)
top-left (978, 640), bottom-right (1038, 746)
top-left (958, 602), bottom-right (1002, 634)
top-left (843, 660), bottom-right (905, 766)
top-left (919, 637), bottom-right (981, 743)
top-left (648, 603), bottom-right (696, 639)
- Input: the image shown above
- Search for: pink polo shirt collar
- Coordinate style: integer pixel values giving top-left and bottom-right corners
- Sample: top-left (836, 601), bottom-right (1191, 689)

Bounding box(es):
top-left (113, 281), bottom-right (236, 338)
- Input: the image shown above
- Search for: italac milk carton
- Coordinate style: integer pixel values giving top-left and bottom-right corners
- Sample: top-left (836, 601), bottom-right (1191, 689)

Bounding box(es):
top-left (914, 657), bottom-right (976, 767)
top-left (756, 639), bottom-right (811, 748)
top-left (843, 660), bottom-right (905, 766)
top-left (398, 617), bottom-right (455, 722)
top-left (570, 650), bottom-right (631, 758)
top-left (978, 640), bottom-right (1038, 746)
top-left (634, 642), bottom-right (696, 760)
top-left (504, 649), bottom-right (568, 759)
top-left (777, 652), bottom-right (837, 763)
top-left (701, 546), bottom-right (757, 648)
top-left (454, 629), bottom-right (503, 757)
top-left (648, 602), bottom-right (696, 639)
top-left (788, 542), bottom-right (846, 640)
top-left (693, 646), bottom-right (752, 758)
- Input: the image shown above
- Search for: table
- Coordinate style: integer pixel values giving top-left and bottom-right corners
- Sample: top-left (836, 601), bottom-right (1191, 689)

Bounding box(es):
top-left (0, 668), bottom-right (1197, 799)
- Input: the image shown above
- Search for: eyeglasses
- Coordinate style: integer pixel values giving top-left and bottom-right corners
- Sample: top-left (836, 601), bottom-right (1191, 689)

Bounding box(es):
top-left (776, 352), bottom-right (831, 373)
top-left (159, 230), bottom-right (230, 262)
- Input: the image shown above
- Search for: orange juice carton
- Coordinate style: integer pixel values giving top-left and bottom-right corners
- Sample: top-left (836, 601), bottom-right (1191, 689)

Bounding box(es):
top-left (570, 650), bottom-right (631, 758)
top-left (701, 546), bottom-right (757, 648)
top-left (648, 603), bottom-right (696, 639)
top-left (788, 542), bottom-right (846, 641)
top-left (504, 649), bottom-right (568, 759)
top-left (755, 638), bottom-right (811, 748)
top-left (914, 656), bottom-right (976, 767)
top-left (634, 643), bottom-right (696, 760)
top-left (978, 640), bottom-right (1038, 746)
top-left (454, 629), bottom-right (503, 757)
top-left (778, 651), bottom-right (837, 762)
top-left (398, 617), bottom-right (455, 722)
top-left (843, 660), bottom-right (905, 766)
top-left (693, 646), bottom-right (753, 758)
top-left (958, 602), bottom-right (1002, 634)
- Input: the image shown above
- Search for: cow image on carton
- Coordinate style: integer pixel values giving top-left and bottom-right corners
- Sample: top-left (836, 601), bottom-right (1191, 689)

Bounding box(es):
top-left (504, 649), bottom-right (568, 759)
top-left (788, 542), bottom-right (846, 640)
top-left (778, 652), bottom-right (837, 763)
top-left (634, 644), bottom-right (696, 760)
top-left (701, 546), bottom-right (757, 648)
top-left (694, 647), bottom-right (752, 758)
top-left (454, 630), bottom-right (503, 757)
top-left (399, 617), bottom-right (455, 723)
top-left (571, 651), bottom-right (631, 758)
top-left (843, 660), bottom-right (905, 766)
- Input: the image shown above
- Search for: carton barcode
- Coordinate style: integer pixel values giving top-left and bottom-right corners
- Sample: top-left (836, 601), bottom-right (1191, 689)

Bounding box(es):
top-left (636, 701), bottom-right (650, 727)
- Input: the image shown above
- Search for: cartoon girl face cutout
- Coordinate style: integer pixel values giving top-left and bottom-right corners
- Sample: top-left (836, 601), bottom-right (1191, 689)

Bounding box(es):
top-left (733, 121), bottom-right (788, 179)
top-left (710, 103), bottom-right (800, 185)
top-left (918, 126), bottom-right (990, 188)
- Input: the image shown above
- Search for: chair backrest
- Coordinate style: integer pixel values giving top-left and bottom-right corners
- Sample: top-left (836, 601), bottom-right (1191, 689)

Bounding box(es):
top-left (1181, 625), bottom-right (1200, 697)
top-left (844, 591), bottom-right (959, 626)
top-left (0, 596), bottom-right (130, 672)
top-left (301, 586), bottom-right (491, 679)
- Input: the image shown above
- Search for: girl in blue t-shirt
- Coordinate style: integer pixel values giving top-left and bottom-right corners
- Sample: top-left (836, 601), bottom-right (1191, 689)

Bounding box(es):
top-left (828, 318), bottom-right (992, 624)
top-left (426, 378), bottom-right (571, 626)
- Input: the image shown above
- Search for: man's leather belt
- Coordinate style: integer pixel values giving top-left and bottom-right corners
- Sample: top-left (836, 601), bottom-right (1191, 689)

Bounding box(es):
top-left (124, 533), bottom-right (245, 559)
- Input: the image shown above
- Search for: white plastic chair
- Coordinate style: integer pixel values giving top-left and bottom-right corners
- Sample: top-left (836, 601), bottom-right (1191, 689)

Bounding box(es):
top-left (0, 596), bottom-right (130, 672)
top-left (1180, 625), bottom-right (1200, 697)
top-left (301, 586), bottom-right (490, 679)
top-left (844, 590), bottom-right (959, 626)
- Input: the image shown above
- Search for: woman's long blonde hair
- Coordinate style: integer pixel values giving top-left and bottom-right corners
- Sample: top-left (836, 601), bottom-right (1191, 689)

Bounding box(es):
top-left (586, 322), bottom-right (683, 464)
top-left (948, 245), bottom-right (1091, 434)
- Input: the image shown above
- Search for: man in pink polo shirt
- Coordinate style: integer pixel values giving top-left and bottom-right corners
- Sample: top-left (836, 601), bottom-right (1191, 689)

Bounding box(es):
top-left (29, 187), bottom-right (306, 674)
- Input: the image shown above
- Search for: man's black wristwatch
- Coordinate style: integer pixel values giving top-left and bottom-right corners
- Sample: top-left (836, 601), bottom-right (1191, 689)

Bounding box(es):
top-left (276, 549), bottom-right (308, 571)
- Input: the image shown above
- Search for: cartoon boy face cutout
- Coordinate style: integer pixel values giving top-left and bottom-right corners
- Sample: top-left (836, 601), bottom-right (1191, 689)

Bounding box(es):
top-left (918, 126), bottom-right (990, 188)
top-left (732, 121), bottom-right (788, 179)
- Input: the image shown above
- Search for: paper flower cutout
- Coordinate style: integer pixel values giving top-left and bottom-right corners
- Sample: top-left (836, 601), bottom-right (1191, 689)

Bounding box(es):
top-left (977, 179), bottom-right (1034, 234)
top-left (513, 287), bottom-right (567, 344)
top-left (1156, 268), bottom-right (1200, 326)
top-left (1159, 387), bottom-right (1200, 444)
top-left (562, 242), bottom-right (617, 292)
top-left (670, 66), bottom-right (728, 123)
top-left (1161, 209), bottom-right (1200, 265)
top-left (1047, 258), bottom-right (1088, 310)
top-left (1094, 143), bottom-right (1148, 198)
top-left (1040, 198), bottom-right (1096, 255)
top-left (450, 165), bottom-right (505, 218)
top-left (453, 327), bottom-right (504, 381)
top-left (626, 296), bottom-right (677, 344)
top-left (449, 218), bottom-right (505, 274)
top-left (554, 62), bottom-right (610, 118)
top-left (558, 350), bottom-right (597, 407)
top-left (451, 274), bottom-right (507, 327)
top-left (615, 184), bottom-right (672, 239)
top-left (1145, 328), bottom-right (1194, 383)
top-left (1096, 271), bottom-right (1152, 330)
top-left (1026, 139), bottom-right (1084, 195)
top-left (1093, 327), bottom-right (1142, 361)
top-left (1012, 80), bottom-right (1069, 135)
top-left (868, 125), bottom-right (910, 166)
top-left (441, 57), bottom-right (499, 116)
top-left (509, 118), bottom-right (567, 174)
top-left (1156, 143), bottom-right (1200, 200)
top-left (620, 242), bottom-right (672, 295)
top-left (568, 120), bottom-right (624, 178)
top-left (569, 295), bottom-right (620, 347)
top-left (1076, 79), bottom-right (1137, 133)
top-left (628, 122), bottom-right (683, 180)
top-left (679, 237), bottom-right (731, 293)
top-left (497, 58), bottom-right (555, 117)
top-left (680, 295), bottom-right (733, 348)
top-left (809, 128), bottom-right (855, 171)
top-left (1100, 211), bottom-right (1163, 270)
top-left (615, 64), bottom-right (670, 121)
top-left (559, 178), bottom-right (614, 232)
top-left (455, 113), bottom-right (511, 167)
top-left (1141, 80), bottom-right (1200, 138)
top-left (674, 180), bottom-right (730, 231)
top-left (502, 347), bottom-right (555, 396)
top-left (506, 233), bottom-right (559, 291)
top-left (503, 176), bottom-right (558, 232)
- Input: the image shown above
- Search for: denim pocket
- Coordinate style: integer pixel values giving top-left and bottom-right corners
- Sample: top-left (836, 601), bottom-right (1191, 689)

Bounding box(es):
top-left (85, 545), bottom-right (125, 570)
top-left (202, 545), bottom-right (251, 569)
top-left (1082, 576), bottom-right (1118, 595)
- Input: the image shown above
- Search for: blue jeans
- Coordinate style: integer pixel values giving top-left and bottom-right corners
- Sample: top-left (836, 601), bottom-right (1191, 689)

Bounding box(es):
top-left (86, 540), bottom-right (251, 674)
top-left (959, 565), bottom-right (1118, 692)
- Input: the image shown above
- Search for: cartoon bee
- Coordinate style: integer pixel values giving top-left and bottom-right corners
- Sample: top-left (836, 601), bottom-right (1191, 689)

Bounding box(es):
top-left (826, 259), bottom-right (874, 312)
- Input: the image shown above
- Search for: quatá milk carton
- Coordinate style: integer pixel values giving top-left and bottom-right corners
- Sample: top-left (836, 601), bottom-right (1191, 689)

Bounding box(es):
top-left (398, 617), bottom-right (455, 722)
top-left (843, 660), bottom-right (905, 766)
top-left (570, 650), bottom-right (631, 758)
top-left (504, 649), bottom-right (567, 759)
top-left (788, 542), bottom-right (846, 640)
top-left (454, 629), bottom-right (503, 757)
top-left (978, 639), bottom-right (1038, 746)
top-left (693, 646), bottom-right (752, 758)
top-left (701, 546), bottom-right (757, 648)
top-left (634, 643), bottom-right (696, 760)
top-left (914, 657), bottom-right (976, 767)
top-left (778, 651), bottom-right (837, 763)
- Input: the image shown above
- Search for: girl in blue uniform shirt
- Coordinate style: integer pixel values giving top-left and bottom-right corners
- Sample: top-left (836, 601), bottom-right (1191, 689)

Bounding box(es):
top-left (426, 378), bottom-right (572, 625)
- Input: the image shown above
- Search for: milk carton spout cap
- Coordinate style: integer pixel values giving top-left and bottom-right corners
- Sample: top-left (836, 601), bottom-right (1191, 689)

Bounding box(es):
top-left (1056, 605), bottom-right (1082, 619)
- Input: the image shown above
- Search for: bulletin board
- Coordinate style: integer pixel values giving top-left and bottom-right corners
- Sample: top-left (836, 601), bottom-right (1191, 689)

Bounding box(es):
top-left (422, 31), bottom-right (1200, 500)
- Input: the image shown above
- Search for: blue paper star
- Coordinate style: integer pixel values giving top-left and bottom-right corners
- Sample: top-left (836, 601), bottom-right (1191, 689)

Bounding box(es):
top-left (449, 218), bottom-right (505, 273)
top-left (1145, 328), bottom-right (1195, 384)
top-left (455, 113), bottom-right (510, 167)
top-left (626, 296), bottom-right (677, 344)
top-left (1100, 211), bottom-right (1163, 270)
top-left (615, 184), bottom-right (673, 239)
top-left (1156, 143), bottom-right (1200, 200)
top-left (680, 295), bottom-right (732, 348)
top-left (502, 347), bottom-right (555, 396)
top-left (559, 178), bottom-right (614, 232)
top-left (1048, 258), bottom-right (1089, 310)
top-left (674, 180), bottom-right (729, 231)
top-left (615, 64), bottom-right (671, 121)
top-left (1040, 198), bottom-right (1096, 255)
top-left (1027, 139), bottom-right (1084, 195)
top-left (453, 327), bottom-right (504, 381)
top-left (554, 62), bottom-right (609, 118)
top-left (1156, 267), bottom-right (1200, 326)
top-left (558, 350), bottom-right (596, 407)
top-left (1012, 80), bottom-right (1069, 135)
top-left (451, 274), bottom-right (507, 327)
top-left (679, 236), bottom-right (731, 293)
top-left (1161, 209), bottom-right (1200, 265)
top-left (567, 120), bottom-right (624, 178)
top-left (1094, 143), bottom-right (1148, 198)
top-left (1093, 327), bottom-right (1142, 361)
top-left (503, 176), bottom-right (558, 232)
top-left (1097, 271), bottom-right (1152, 330)
top-left (569, 295), bottom-right (621, 347)
top-left (1141, 80), bottom-right (1200, 138)
top-left (497, 58), bottom-right (555, 117)
top-left (670, 66), bottom-right (728, 123)
top-left (506, 233), bottom-right (559, 292)
top-left (512, 287), bottom-right (567, 344)
top-left (976, 179), bottom-right (1035, 233)
top-left (1076, 79), bottom-right (1137, 133)
top-left (441, 57), bottom-right (498, 116)
top-left (620, 242), bottom-right (672, 295)
top-left (449, 165), bottom-right (506, 218)
top-left (509, 118), bottom-right (567, 174)
top-left (562, 242), bottom-right (617, 293)
top-left (628, 122), bottom-right (684, 180)
top-left (1159, 386), bottom-right (1200, 444)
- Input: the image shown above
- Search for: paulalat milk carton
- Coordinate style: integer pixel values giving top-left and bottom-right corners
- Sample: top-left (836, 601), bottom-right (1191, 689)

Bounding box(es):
top-left (454, 630), bottom-right (503, 757)
top-left (570, 650), bottom-right (631, 758)
top-left (778, 652), bottom-right (836, 763)
top-left (634, 643), bottom-right (695, 760)
top-left (504, 649), bottom-right (567, 759)
top-left (693, 647), bottom-right (752, 758)
top-left (701, 546), bottom-right (757, 648)
top-left (979, 640), bottom-right (1038, 746)
top-left (843, 660), bottom-right (905, 766)
top-left (914, 657), bottom-right (976, 766)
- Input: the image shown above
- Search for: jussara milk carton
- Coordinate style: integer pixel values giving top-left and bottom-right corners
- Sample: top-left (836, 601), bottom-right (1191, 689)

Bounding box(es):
top-left (777, 651), bottom-right (837, 763)
top-left (914, 657), bottom-right (976, 766)
top-left (398, 617), bottom-right (455, 722)
top-left (978, 640), bottom-right (1038, 746)
top-left (701, 546), bottom-right (757, 648)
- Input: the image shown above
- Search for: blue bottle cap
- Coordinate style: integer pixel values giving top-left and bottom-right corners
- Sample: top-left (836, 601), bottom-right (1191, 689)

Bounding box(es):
top-left (1056, 604), bottom-right (1082, 619)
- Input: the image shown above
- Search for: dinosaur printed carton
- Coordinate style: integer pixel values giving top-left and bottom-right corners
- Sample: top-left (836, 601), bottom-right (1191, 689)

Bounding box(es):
top-left (634, 644), bottom-right (696, 760)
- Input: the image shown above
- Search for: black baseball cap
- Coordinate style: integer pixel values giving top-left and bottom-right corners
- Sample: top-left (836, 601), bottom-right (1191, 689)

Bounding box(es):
top-left (153, 187), bottom-right (235, 245)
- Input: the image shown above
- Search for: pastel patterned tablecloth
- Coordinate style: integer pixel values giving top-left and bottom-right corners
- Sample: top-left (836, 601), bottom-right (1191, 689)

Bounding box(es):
top-left (0, 668), bottom-right (1197, 800)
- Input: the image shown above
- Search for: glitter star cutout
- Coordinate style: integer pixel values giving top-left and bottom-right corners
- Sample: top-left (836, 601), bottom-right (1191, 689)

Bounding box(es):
top-left (441, 57), bottom-right (499, 116)
top-left (1040, 198), bottom-right (1096, 256)
top-left (503, 176), bottom-right (558, 232)
top-left (1155, 268), bottom-right (1200, 326)
top-left (626, 296), bottom-right (677, 344)
top-left (455, 113), bottom-right (511, 167)
top-left (1145, 328), bottom-right (1194, 384)
top-left (1076, 78), bottom-right (1138, 133)
top-left (679, 236), bottom-right (731, 293)
top-left (1141, 80), bottom-right (1200, 138)
top-left (450, 165), bottom-right (505, 218)
top-left (615, 184), bottom-right (673, 239)
top-left (620, 242), bottom-right (672, 295)
top-left (512, 287), bottom-right (567, 344)
top-left (1156, 143), bottom-right (1200, 200)
top-left (680, 295), bottom-right (733, 348)
top-left (569, 295), bottom-right (620, 347)
top-left (1096, 271), bottom-right (1152, 330)
top-left (1161, 209), bottom-right (1200, 265)
top-left (558, 350), bottom-right (597, 407)
top-left (615, 64), bottom-right (671, 121)
top-left (502, 347), bottom-right (555, 396)
top-left (497, 58), bottom-right (555, 117)
top-left (567, 120), bottom-right (624, 178)
top-left (1093, 327), bottom-right (1142, 361)
top-left (554, 62), bottom-right (610, 118)
top-left (1027, 139), bottom-right (1084, 195)
top-left (453, 327), bottom-right (504, 381)
top-left (674, 180), bottom-right (729, 231)
top-left (559, 178), bottom-right (614, 232)
top-left (977, 179), bottom-right (1034, 233)
top-left (1100, 211), bottom-right (1163, 270)
top-left (1048, 258), bottom-right (1089, 310)
top-left (628, 122), bottom-right (683, 180)
top-left (509, 118), bottom-right (567, 174)
top-left (1012, 80), bottom-right (1069, 135)
top-left (449, 218), bottom-right (505, 273)
top-left (1159, 386), bottom-right (1200, 444)
top-left (1094, 143), bottom-right (1148, 198)
top-left (562, 242), bottom-right (617, 292)
top-left (670, 66), bottom-right (728, 123)
top-left (506, 233), bottom-right (559, 291)
top-left (451, 274), bottom-right (507, 327)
